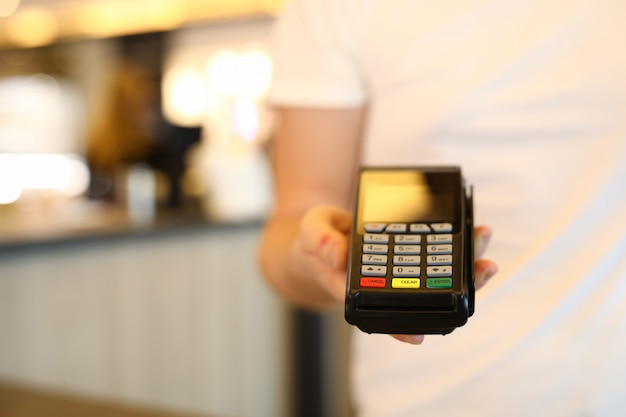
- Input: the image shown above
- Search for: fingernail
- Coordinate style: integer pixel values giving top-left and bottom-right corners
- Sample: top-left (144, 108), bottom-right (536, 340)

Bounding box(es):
top-left (395, 334), bottom-right (425, 345)
top-left (481, 229), bottom-right (493, 244)
top-left (486, 263), bottom-right (498, 281)
top-left (480, 264), bottom-right (497, 285)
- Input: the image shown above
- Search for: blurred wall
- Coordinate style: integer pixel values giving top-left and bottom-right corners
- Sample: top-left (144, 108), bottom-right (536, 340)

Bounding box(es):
top-left (0, 226), bottom-right (289, 417)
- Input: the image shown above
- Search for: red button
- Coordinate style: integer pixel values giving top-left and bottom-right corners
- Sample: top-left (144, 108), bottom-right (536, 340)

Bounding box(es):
top-left (360, 277), bottom-right (386, 288)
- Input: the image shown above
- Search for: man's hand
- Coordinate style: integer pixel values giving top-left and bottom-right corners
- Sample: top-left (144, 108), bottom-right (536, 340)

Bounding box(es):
top-left (292, 205), bottom-right (353, 303)
top-left (294, 206), bottom-right (498, 344)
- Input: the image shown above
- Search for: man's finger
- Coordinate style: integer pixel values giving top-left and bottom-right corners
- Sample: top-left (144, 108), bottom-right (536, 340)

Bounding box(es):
top-left (391, 334), bottom-right (425, 345)
top-left (475, 258), bottom-right (498, 290)
top-left (474, 225), bottom-right (493, 259)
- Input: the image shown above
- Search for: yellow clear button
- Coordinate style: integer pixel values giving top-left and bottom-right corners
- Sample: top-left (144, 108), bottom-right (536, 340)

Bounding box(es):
top-left (392, 278), bottom-right (420, 289)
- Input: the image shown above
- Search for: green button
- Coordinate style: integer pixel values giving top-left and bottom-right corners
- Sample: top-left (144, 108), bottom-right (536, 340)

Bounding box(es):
top-left (426, 278), bottom-right (453, 289)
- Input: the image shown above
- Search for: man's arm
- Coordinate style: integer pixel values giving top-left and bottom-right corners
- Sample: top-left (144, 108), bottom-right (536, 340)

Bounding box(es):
top-left (258, 106), bottom-right (366, 311)
top-left (258, 106), bottom-right (498, 343)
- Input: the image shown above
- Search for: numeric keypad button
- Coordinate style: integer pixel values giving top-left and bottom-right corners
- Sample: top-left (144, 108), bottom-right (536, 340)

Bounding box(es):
top-left (427, 244), bottom-right (452, 255)
top-left (364, 233), bottom-right (390, 243)
top-left (392, 266), bottom-right (420, 277)
top-left (363, 244), bottom-right (388, 254)
top-left (362, 254), bottom-right (387, 265)
top-left (393, 255), bottom-right (421, 266)
top-left (386, 223), bottom-right (407, 233)
top-left (426, 255), bottom-right (452, 265)
top-left (431, 223), bottom-right (453, 233)
top-left (427, 234), bottom-right (453, 244)
top-left (394, 245), bottom-right (421, 255)
top-left (364, 223), bottom-right (386, 233)
top-left (426, 266), bottom-right (453, 277)
top-left (394, 235), bottom-right (421, 244)
top-left (361, 265), bottom-right (387, 277)
top-left (409, 223), bottom-right (431, 233)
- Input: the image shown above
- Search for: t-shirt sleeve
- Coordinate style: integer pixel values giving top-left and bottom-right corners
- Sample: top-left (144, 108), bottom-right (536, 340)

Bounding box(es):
top-left (268, 0), bottom-right (367, 108)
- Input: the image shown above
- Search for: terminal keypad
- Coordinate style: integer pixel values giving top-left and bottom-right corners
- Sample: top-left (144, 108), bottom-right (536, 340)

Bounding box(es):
top-left (360, 223), bottom-right (454, 290)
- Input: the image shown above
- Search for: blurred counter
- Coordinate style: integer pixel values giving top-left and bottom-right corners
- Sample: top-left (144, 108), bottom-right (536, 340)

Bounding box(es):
top-left (0, 199), bottom-right (260, 252)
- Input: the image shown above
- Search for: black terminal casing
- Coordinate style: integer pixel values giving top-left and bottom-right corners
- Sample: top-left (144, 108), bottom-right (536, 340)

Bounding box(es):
top-left (344, 166), bottom-right (475, 335)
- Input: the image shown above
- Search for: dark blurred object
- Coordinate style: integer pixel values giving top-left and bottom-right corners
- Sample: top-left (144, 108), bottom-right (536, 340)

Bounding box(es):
top-left (87, 33), bottom-right (201, 208)
top-left (87, 61), bottom-right (156, 187)
top-left (148, 123), bottom-right (202, 207)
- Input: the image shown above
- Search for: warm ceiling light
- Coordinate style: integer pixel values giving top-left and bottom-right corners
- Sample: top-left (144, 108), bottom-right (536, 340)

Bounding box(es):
top-left (145, 0), bottom-right (186, 31)
top-left (75, 0), bottom-right (186, 38)
top-left (0, 0), bottom-right (20, 17)
top-left (5, 6), bottom-right (59, 47)
top-left (206, 48), bottom-right (273, 98)
top-left (75, 1), bottom-right (137, 38)
top-left (259, 0), bottom-right (286, 13)
top-left (0, 153), bottom-right (90, 204)
top-left (162, 67), bottom-right (208, 126)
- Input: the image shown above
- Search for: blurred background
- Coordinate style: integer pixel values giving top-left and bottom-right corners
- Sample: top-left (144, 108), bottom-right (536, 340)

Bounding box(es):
top-left (0, 1), bottom-right (351, 416)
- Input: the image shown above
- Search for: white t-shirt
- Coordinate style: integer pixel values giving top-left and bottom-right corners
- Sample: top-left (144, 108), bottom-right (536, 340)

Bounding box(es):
top-left (269, 1), bottom-right (626, 416)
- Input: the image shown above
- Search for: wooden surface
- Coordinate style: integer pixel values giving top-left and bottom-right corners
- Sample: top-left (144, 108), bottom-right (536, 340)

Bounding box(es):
top-left (0, 382), bottom-right (210, 417)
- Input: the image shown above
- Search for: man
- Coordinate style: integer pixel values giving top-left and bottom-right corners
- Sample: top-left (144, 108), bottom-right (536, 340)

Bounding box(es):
top-left (258, 0), bottom-right (626, 415)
